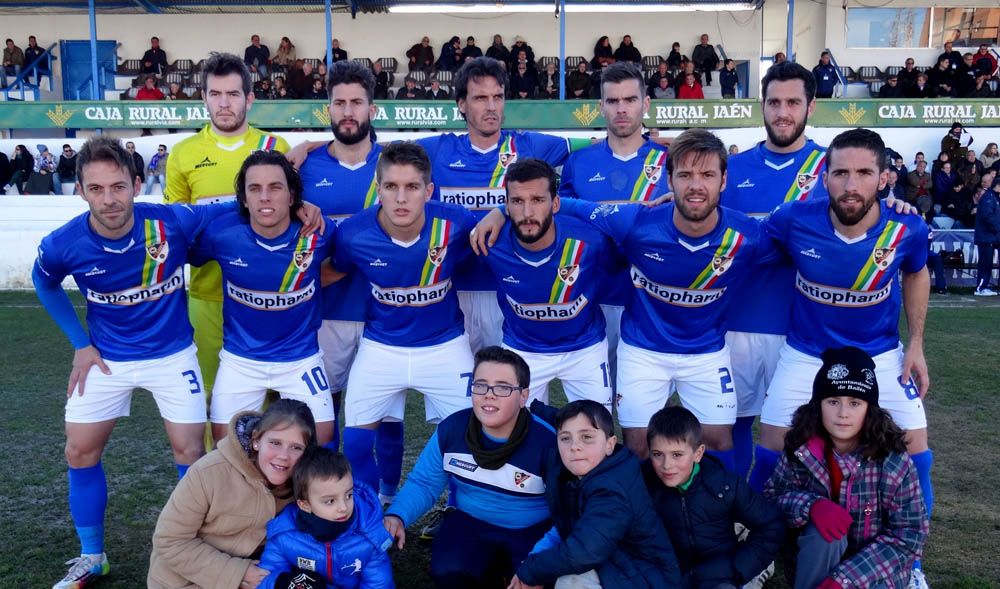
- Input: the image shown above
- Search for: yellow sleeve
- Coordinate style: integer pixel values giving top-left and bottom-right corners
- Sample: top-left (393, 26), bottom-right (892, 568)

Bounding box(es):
top-left (273, 134), bottom-right (291, 154)
top-left (164, 145), bottom-right (191, 204)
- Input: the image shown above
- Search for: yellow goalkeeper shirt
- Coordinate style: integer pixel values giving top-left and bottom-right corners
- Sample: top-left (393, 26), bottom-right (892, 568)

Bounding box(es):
top-left (165, 124), bottom-right (290, 301)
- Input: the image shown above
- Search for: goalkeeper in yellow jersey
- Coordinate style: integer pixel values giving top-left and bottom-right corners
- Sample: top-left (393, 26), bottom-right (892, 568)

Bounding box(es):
top-left (165, 52), bottom-right (290, 406)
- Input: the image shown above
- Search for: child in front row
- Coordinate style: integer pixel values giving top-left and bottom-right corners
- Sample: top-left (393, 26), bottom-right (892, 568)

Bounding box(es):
top-left (509, 400), bottom-right (682, 589)
top-left (765, 346), bottom-right (929, 589)
top-left (642, 406), bottom-right (785, 589)
top-left (258, 448), bottom-right (395, 589)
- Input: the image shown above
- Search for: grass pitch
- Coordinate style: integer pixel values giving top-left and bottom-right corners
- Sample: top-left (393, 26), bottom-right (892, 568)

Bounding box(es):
top-left (0, 290), bottom-right (997, 588)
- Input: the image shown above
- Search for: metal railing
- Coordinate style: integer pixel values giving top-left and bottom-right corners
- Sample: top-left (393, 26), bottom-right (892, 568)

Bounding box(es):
top-left (1, 43), bottom-right (56, 102)
top-left (823, 47), bottom-right (848, 97)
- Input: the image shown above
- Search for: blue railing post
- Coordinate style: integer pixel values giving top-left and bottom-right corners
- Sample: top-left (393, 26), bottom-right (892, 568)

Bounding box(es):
top-left (558, 0), bottom-right (566, 100)
top-left (88, 0), bottom-right (100, 99)
top-left (325, 0), bottom-right (333, 71)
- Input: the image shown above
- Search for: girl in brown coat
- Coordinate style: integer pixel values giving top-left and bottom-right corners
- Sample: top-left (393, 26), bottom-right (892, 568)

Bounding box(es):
top-left (148, 400), bottom-right (317, 589)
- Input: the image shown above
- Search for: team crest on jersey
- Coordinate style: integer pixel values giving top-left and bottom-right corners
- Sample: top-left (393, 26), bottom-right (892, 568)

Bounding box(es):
top-left (514, 471), bottom-right (531, 488)
top-left (146, 240), bottom-right (169, 263)
top-left (499, 152), bottom-right (518, 169)
top-left (796, 173), bottom-right (818, 191)
top-left (872, 247), bottom-right (896, 271)
top-left (711, 255), bottom-right (734, 276)
top-left (558, 264), bottom-right (580, 286)
top-left (293, 250), bottom-right (314, 272)
top-left (643, 164), bottom-right (663, 184)
top-left (428, 245), bottom-right (448, 267)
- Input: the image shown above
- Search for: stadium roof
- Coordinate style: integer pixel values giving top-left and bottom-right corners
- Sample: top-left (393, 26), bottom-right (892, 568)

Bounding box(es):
top-left (0, 0), bottom-right (761, 16)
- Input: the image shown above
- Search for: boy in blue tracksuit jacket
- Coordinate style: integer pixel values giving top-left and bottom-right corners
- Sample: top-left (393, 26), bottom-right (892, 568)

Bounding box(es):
top-left (259, 448), bottom-right (394, 589)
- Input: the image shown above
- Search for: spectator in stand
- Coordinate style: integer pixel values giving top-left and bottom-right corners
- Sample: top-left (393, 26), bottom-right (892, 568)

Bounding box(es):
top-left (463, 37), bottom-right (483, 61)
top-left (691, 34), bottom-right (719, 86)
top-left (244, 34), bottom-right (271, 77)
top-left (316, 63), bottom-right (328, 85)
top-left (3, 38), bottom-right (24, 84)
top-left (329, 38), bottom-right (348, 63)
top-left (396, 76), bottom-right (424, 100)
top-left (512, 49), bottom-right (536, 77)
top-left (136, 75), bottom-right (165, 100)
top-left (650, 76), bottom-right (673, 99)
top-left (973, 175), bottom-right (1000, 296)
top-left (647, 61), bottom-right (670, 97)
top-left (371, 61), bottom-right (390, 100)
top-left (959, 149), bottom-right (984, 187)
top-left (897, 58), bottom-right (919, 90)
top-left (773, 52), bottom-right (786, 64)
top-left (956, 53), bottom-right (979, 97)
top-left (426, 77), bottom-right (450, 100)
top-left (289, 60), bottom-right (313, 97)
top-left (436, 36), bottom-right (463, 73)
top-left (538, 61), bottom-right (560, 99)
top-left (144, 144), bottom-right (169, 195)
top-left (941, 177), bottom-right (973, 225)
top-left (926, 230), bottom-right (949, 294)
top-left (406, 36), bottom-right (434, 74)
top-left (939, 41), bottom-right (963, 72)
top-left (53, 144), bottom-right (77, 195)
top-left (728, 144), bottom-right (739, 155)
top-left (273, 37), bottom-right (296, 71)
top-left (271, 76), bottom-right (290, 100)
top-left (942, 122), bottom-right (973, 163)
top-left (975, 44), bottom-right (998, 77)
top-left (25, 144), bottom-right (56, 195)
top-left (676, 72), bottom-right (704, 99)
top-left (906, 159), bottom-right (931, 207)
top-left (906, 73), bottom-right (932, 98)
top-left (509, 61), bottom-right (536, 99)
top-left (676, 59), bottom-right (701, 88)
top-left (719, 59), bottom-right (738, 98)
top-left (167, 81), bottom-right (188, 100)
top-left (125, 141), bottom-right (145, 184)
top-left (890, 155), bottom-right (908, 182)
top-left (928, 56), bottom-right (955, 97)
top-left (591, 36), bottom-right (615, 70)
top-left (879, 169), bottom-right (906, 201)
top-left (879, 74), bottom-right (905, 98)
top-left (486, 35), bottom-right (510, 68)
top-left (253, 78), bottom-right (272, 100)
top-left (980, 143), bottom-right (1000, 170)
top-left (0, 150), bottom-right (10, 195)
top-left (4, 144), bottom-right (32, 194)
top-left (509, 36), bottom-right (535, 70)
top-left (304, 77), bottom-right (328, 100)
top-left (933, 161), bottom-right (957, 212)
top-left (813, 51), bottom-right (838, 98)
top-left (914, 152), bottom-right (926, 167)
top-left (24, 35), bottom-right (48, 83)
top-left (667, 42), bottom-right (684, 69)
top-left (613, 35), bottom-right (642, 65)
top-left (932, 151), bottom-right (949, 176)
top-left (567, 60), bottom-right (591, 99)
top-left (140, 36), bottom-right (168, 77)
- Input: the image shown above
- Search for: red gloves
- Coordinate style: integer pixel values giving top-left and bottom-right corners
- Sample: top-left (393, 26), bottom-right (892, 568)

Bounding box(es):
top-left (809, 498), bottom-right (852, 542)
top-left (816, 578), bottom-right (843, 589)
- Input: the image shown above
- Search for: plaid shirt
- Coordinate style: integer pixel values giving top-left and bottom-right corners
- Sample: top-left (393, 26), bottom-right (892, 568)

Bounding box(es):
top-left (765, 437), bottom-right (929, 589)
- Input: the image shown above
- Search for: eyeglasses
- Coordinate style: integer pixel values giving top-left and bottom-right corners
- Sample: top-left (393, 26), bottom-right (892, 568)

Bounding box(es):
top-left (470, 382), bottom-right (523, 397)
top-left (63, 148), bottom-right (72, 152)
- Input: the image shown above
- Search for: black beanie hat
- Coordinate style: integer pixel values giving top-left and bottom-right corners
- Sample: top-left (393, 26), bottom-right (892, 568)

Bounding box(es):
top-left (812, 346), bottom-right (879, 406)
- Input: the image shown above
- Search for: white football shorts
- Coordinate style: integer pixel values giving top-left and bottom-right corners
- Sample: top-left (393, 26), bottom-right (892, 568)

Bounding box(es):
top-left (317, 319), bottom-right (364, 393)
top-left (504, 338), bottom-right (613, 410)
top-left (458, 290), bottom-right (504, 353)
top-left (600, 304), bottom-right (623, 390)
top-left (726, 331), bottom-right (786, 418)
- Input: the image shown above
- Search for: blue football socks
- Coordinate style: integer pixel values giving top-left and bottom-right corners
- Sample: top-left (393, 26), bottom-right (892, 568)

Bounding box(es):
top-left (68, 462), bottom-right (107, 555)
top-left (343, 427), bottom-right (378, 491)
top-left (732, 415), bottom-right (756, 479)
top-left (376, 421), bottom-right (404, 497)
top-left (749, 445), bottom-right (781, 493)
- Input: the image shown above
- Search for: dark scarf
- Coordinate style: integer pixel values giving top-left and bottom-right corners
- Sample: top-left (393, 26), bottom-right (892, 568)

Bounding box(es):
top-left (465, 408), bottom-right (531, 470)
top-left (296, 508), bottom-right (356, 543)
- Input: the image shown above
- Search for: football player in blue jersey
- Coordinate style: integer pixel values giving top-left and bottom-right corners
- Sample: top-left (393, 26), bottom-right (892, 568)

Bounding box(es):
top-left (558, 61), bottom-right (671, 390)
top-left (331, 142), bottom-right (479, 495)
top-left (478, 158), bottom-right (617, 408)
top-left (750, 130), bottom-right (934, 585)
top-left (720, 61), bottom-right (830, 480)
top-left (191, 151), bottom-right (337, 446)
top-left (384, 347), bottom-right (556, 588)
top-left (298, 60), bottom-right (406, 504)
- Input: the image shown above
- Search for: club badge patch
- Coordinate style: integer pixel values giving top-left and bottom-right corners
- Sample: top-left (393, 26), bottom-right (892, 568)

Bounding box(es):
top-left (643, 164), bottom-right (663, 184)
top-left (293, 250), bottom-right (314, 272)
top-left (514, 471), bottom-right (531, 488)
top-left (428, 245), bottom-right (448, 267)
top-left (558, 264), bottom-right (580, 286)
top-left (872, 247), bottom-right (896, 271)
top-left (499, 152), bottom-right (518, 169)
top-left (797, 173), bottom-right (818, 191)
top-left (146, 241), bottom-right (169, 263)
top-left (712, 255), bottom-right (734, 276)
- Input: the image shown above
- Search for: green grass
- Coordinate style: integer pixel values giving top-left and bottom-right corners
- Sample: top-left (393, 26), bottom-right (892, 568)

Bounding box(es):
top-left (0, 291), bottom-right (998, 588)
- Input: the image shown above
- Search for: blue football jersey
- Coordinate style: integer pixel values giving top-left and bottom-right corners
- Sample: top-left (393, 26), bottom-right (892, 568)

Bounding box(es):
top-left (418, 130), bottom-right (570, 291)
top-left (483, 216), bottom-right (615, 353)
top-left (560, 199), bottom-right (777, 354)
top-left (764, 199), bottom-right (928, 358)
top-left (190, 213), bottom-right (334, 362)
top-left (720, 139), bottom-right (829, 335)
top-left (559, 139), bottom-right (670, 306)
top-left (333, 200), bottom-right (477, 347)
top-left (33, 202), bottom-right (230, 362)
top-left (299, 142), bottom-right (382, 323)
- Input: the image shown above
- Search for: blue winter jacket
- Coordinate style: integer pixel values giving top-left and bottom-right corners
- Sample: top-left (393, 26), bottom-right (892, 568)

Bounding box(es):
top-left (975, 189), bottom-right (1000, 244)
top-left (813, 63), bottom-right (838, 96)
top-left (258, 482), bottom-right (395, 589)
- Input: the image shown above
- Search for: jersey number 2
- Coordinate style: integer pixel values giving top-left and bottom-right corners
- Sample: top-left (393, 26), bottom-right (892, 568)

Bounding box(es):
top-left (301, 367), bottom-right (330, 396)
top-left (718, 368), bottom-right (735, 395)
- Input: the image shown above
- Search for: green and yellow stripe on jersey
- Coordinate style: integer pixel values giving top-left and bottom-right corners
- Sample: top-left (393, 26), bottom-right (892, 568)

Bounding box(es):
top-left (279, 234), bottom-right (318, 292)
top-left (689, 228), bottom-right (745, 289)
top-left (629, 149), bottom-right (668, 202)
top-left (420, 218), bottom-right (452, 286)
top-left (851, 221), bottom-right (907, 291)
top-left (783, 149), bottom-right (826, 202)
top-left (489, 135), bottom-right (518, 187)
top-left (362, 153), bottom-right (381, 209)
top-left (141, 219), bottom-right (168, 286)
top-left (549, 238), bottom-right (586, 303)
